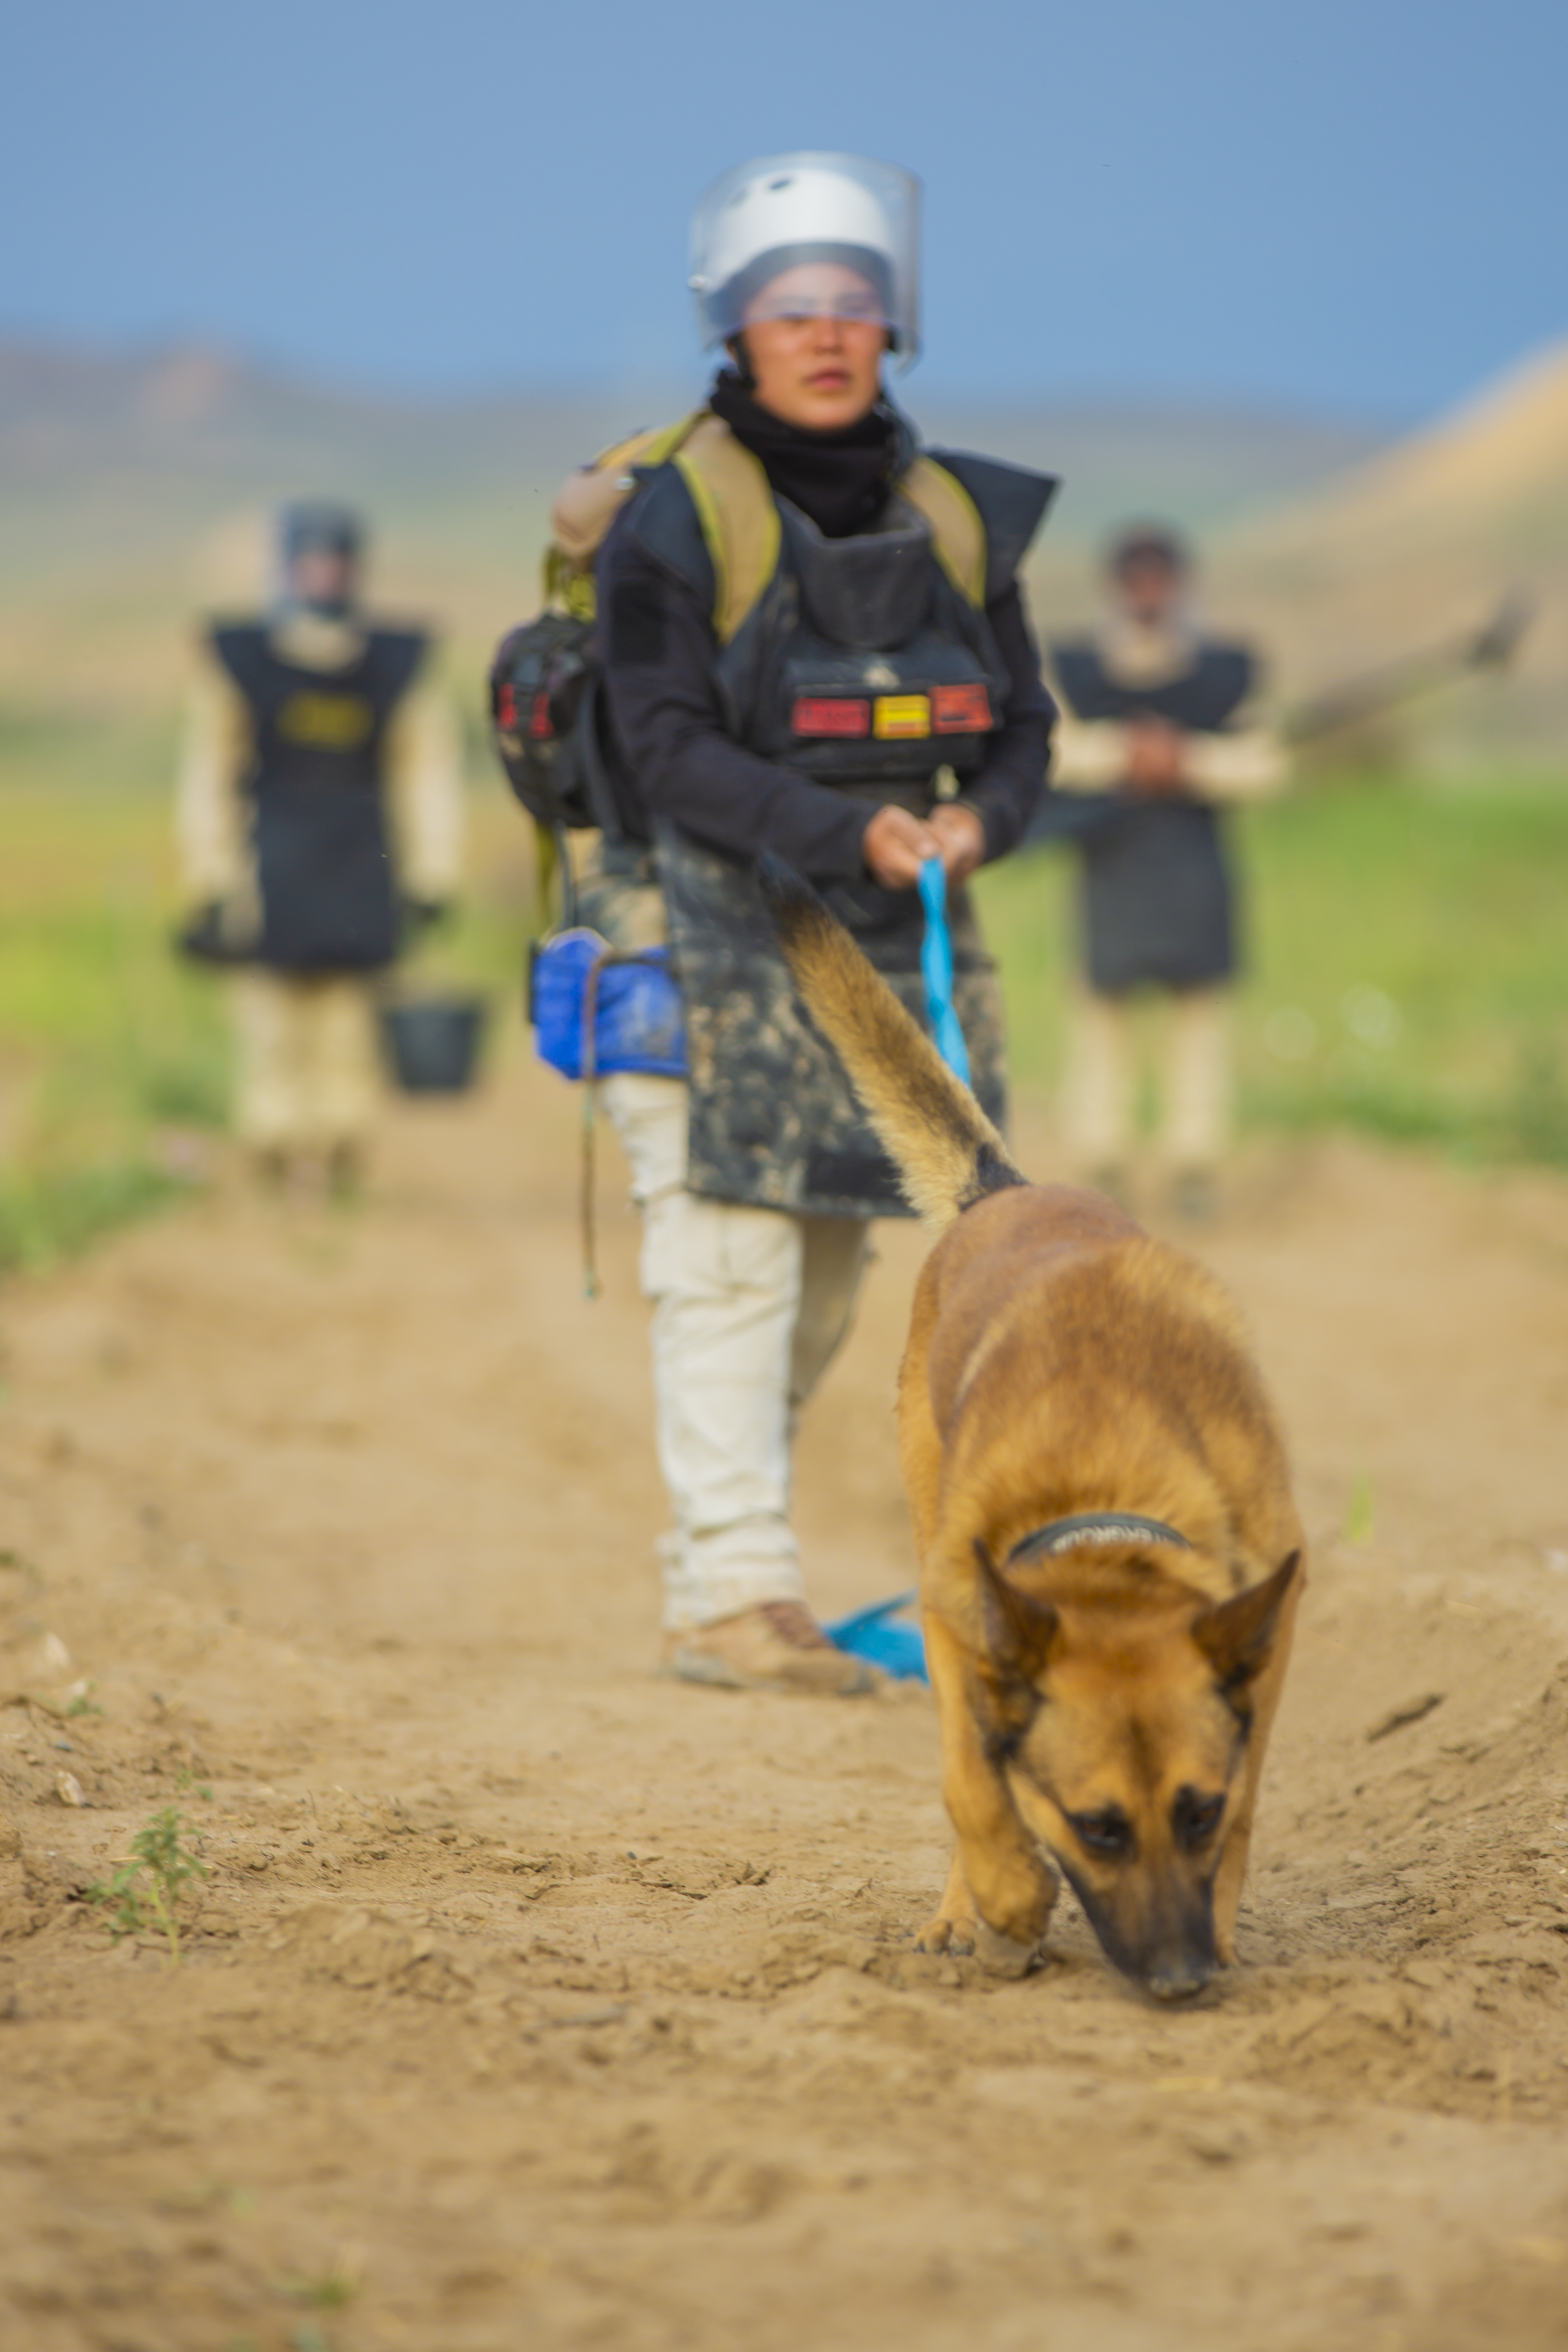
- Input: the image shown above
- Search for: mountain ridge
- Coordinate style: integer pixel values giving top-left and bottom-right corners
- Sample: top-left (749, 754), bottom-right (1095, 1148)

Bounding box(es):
top-left (0, 335), bottom-right (1561, 762)
top-left (1208, 339), bottom-right (1568, 760)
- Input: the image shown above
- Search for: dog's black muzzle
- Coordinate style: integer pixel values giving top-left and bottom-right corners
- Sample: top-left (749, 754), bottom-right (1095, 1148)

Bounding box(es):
top-left (1068, 1865), bottom-right (1218, 2002)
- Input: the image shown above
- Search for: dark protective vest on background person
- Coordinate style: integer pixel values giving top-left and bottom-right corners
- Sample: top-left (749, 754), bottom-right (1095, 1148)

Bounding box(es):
top-left (604, 434), bottom-right (1054, 1219)
top-left (209, 623), bottom-right (428, 973)
top-left (1048, 637), bottom-right (1256, 997)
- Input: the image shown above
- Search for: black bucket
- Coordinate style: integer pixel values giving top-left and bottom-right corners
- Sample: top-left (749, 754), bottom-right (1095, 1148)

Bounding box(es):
top-left (380, 994), bottom-right (489, 1094)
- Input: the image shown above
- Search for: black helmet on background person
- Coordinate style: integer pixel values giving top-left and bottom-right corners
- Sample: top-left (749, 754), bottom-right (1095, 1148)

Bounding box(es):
top-left (1108, 523), bottom-right (1192, 580)
top-left (275, 500), bottom-right (365, 617)
top-left (280, 499), bottom-right (363, 565)
top-left (689, 152), bottom-right (922, 365)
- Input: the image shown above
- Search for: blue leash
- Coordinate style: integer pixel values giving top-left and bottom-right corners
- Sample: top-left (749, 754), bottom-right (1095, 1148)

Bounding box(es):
top-left (918, 856), bottom-right (971, 1087)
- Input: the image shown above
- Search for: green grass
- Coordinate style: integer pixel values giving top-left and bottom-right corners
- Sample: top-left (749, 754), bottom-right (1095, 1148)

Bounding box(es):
top-left (0, 734), bottom-right (529, 1273)
top-left (0, 777), bottom-right (229, 1272)
top-left (2, 733), bottom-right (1566, 1282)
top-left (0, 1158), bottom-right (184, 1276)
top-left (976, 771), bottom-right (1568, 1165)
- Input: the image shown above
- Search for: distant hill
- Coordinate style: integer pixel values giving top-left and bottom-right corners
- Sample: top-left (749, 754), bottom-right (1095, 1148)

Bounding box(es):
top-left (1209, 340), bottom-right (1568, 764)
top-left (0, 341), bottom-right (1385, 734)
top-left (0, 345), bottom-right (608, 724)
top-left (4, 336), bottom-right (1559, 768)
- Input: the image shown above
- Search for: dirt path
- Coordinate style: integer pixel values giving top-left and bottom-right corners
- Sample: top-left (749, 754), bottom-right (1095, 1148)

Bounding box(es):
top-left (4, 1047), bottom-right (1568, 2352)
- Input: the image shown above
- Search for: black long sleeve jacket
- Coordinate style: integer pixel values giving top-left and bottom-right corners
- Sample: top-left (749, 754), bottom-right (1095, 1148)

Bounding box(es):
top-left (597, 478), bottom-right (1056, 881)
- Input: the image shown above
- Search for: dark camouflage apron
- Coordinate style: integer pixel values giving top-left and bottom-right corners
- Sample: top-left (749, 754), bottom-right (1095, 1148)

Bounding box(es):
top-left (576, 822), bottom-right (1007, 1222)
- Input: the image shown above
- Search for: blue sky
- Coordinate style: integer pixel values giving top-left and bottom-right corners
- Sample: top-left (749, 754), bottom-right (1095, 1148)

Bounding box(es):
top-left (5, 0), bottom-right (1565, 421)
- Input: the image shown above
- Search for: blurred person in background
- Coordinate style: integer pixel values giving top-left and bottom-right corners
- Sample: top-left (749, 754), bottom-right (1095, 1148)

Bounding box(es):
top-left (176, 502), bottom-right (463, 1194)
top-left (557, 152), bottom-right (1056, 1693)
top-left (1044, 526), bottom-right (1288, 1220)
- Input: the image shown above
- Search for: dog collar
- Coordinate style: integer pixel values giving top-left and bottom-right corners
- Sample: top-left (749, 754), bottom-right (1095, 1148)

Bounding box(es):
top-left (1009, 1511), bottom-right (1193, 1562)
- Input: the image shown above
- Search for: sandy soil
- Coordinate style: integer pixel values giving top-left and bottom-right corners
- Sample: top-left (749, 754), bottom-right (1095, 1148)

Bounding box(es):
top-left (4, 1047), bottom-right (1568, 2352)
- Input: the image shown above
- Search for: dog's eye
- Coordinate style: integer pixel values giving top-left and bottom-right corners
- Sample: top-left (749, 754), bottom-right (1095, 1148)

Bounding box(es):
top-left (1069, 1808), bottom-right (1134, 1858)
top-left (1173, 1788), bottom-right (1225, 1848)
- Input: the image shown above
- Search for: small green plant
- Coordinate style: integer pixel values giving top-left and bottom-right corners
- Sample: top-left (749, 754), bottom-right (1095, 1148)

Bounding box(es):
top-left (274, 2252), bottom-right (361, 2351)
top-left (174, 1764), bottom-right (214, 1800)
top-left (1345, 1470), bottom-right (1376, 1546)
top-left (65, 1682), bottom-right (102, 1718)
top-left (279, 2255), bottom-right (361, 2312)
top-left (87, 1806), bottom-right (207, 1962)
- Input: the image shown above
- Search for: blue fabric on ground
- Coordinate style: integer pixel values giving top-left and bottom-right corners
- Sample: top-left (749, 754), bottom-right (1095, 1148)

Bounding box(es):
top-left (824, 1590), bottom-right (928, 1682)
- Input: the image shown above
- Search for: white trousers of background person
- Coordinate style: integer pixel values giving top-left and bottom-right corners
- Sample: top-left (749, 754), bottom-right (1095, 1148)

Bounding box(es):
top-left (1061, 986), bottom-right (1232, 1176)
top-left (230, 971), bottom-right (382, 1153)
top-left (600, 1073), bottom-right (871, 1633)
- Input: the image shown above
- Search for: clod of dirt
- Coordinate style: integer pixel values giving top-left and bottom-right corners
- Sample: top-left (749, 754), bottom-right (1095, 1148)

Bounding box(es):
top-left (1367, 1691), bottom-right (1445, 1742)
top-left (25, 1633), bottom-right (71, 1681)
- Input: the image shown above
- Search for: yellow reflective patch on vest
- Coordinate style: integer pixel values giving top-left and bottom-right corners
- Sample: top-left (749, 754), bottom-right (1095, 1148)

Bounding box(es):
top-left (873, 694), bottom-right (931, 740)
top-left (276, 692), bottom-right (375, 750)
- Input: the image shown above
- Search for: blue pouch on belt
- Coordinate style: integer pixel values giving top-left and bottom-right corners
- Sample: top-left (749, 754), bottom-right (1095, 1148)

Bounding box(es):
top-left (531, 927), bottom-right (688, 1081)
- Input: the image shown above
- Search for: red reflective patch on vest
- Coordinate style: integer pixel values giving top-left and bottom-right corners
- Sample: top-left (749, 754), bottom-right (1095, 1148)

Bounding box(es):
top-left (932, 684), bottom-right (993, 733)
top-left (792, 696), bottom-right (871, 739)
top-left (528, 691), bottom-right (555, 740)
top-left (496, 683), bottom-right (517, 728)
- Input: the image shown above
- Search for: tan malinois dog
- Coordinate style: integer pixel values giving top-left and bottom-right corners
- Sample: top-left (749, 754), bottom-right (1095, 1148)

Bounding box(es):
top-left (763, 860), bottom-right (1303, 2000)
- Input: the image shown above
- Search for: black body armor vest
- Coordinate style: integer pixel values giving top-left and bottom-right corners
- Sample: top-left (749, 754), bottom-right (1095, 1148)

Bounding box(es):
top-left (1051, 640), bottom-right (1253, 733)
top-left (1049, 636), bottom-right (1258, 997)
top-left (715, 496), bottom-right (1009, 799)
top-left (211, 623), bottom-right (427, 973)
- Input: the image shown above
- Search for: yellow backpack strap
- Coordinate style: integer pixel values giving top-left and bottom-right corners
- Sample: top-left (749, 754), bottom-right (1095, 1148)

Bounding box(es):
top-left (603, 411), bottom-right (708, 476)
top-left (671, 414), bottom-right (783, 646)
top-left (545, 412), bottom-right (708, 612)
top-left (900, 456), bottom-right (987, 609)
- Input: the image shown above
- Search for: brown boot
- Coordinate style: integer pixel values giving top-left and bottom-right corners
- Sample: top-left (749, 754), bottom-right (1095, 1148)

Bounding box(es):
top-left (662, 1601), bottom-right (879, 1695)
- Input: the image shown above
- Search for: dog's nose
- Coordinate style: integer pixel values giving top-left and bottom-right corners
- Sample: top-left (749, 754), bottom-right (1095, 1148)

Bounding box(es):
top-left (1145, 1959), bottom-right (1213, 2002)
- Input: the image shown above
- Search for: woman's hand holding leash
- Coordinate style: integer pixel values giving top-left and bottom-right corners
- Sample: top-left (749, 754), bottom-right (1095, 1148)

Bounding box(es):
top-left (929, 801), bottom-right (985, 886)
top-left (861, 802), bottom-right (982, 1085)
top-left (863, 804), bottom-right (941, 888)
top-left (864, 801), bottom-right (985, 891)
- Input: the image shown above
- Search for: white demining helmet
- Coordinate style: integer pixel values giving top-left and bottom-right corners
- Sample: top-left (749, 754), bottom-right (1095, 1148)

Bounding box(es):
top-left (690, 152), bottom-right (921, 367)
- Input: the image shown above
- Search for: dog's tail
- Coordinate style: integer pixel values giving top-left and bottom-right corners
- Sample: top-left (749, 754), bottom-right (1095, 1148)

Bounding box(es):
top-left (758, 854), bottom-right (1026, 1230)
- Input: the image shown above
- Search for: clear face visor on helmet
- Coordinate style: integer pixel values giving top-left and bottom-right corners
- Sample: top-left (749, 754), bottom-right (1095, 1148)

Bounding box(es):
top-left (690, 152), bottom-right (921, 366)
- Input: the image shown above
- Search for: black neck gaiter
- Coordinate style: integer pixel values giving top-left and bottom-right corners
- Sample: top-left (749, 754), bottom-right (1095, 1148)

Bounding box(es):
top-left (708, 370), bottom-right (900, 541)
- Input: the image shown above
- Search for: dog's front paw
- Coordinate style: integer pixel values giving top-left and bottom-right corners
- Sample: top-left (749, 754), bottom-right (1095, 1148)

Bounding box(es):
top-left (968, 1918), bottom-right (1043, 1979)
top-left (914, 1909), bottom-right (979, 1956)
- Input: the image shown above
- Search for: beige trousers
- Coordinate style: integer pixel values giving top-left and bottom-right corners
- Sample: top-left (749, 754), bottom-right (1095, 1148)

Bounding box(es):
top-left (1062, 986), bottom-right (1232, 1175)
top-left (231, 971), bottom-right (382, 1154)
top-left (601, 1074), bottom-right (871, 1633)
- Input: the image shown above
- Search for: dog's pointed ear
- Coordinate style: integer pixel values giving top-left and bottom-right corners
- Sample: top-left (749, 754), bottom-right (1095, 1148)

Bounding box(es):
top-left (973, 1539), bottom-right (1059, 1677)
top-left (1193, 1550), bottom-right (1300, 1690)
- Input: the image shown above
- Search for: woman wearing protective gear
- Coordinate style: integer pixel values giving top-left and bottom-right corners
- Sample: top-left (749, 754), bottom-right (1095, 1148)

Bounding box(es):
top-left (574, 154), bottom-right (1056, 1690)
